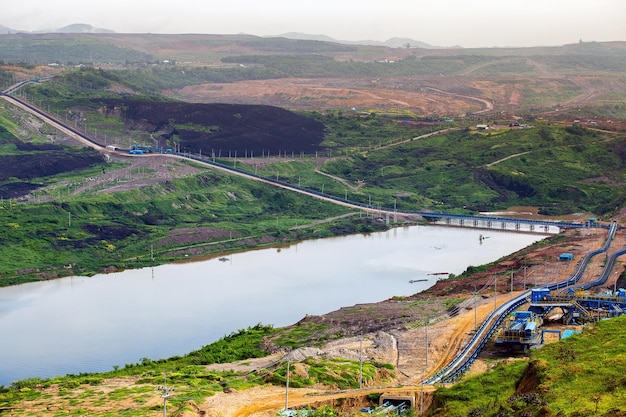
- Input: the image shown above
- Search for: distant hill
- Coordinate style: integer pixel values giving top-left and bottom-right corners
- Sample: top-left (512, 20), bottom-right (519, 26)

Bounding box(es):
top-left (0, 23), bottom-right (114, 34)
top-left (0, 30), bottom-right (624, 69)
top-left (0, 24), bottom-right (16, 34)
top-left (53, 24), bottom-right (114, 34)
top-left (274, 32), bottom-right (456, 49)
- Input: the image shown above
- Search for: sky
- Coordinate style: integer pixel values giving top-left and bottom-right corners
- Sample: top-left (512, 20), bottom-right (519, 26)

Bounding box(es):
top-left (2, 0), bottom-right (625, 48)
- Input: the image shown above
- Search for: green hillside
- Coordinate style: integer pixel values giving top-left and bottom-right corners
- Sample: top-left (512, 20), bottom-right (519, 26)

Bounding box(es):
top-left (430, 315), bottom-right (626, 416)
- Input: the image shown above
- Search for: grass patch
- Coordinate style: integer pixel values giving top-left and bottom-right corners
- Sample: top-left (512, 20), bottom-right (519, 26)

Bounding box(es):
top-left (431, 315), bottom-right (626, 416)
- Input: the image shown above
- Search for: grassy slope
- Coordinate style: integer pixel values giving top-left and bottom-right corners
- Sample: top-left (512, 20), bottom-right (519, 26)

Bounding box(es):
top-left (430, 315), bottom-right (626, 417)
top-left (2, 295), bottom-right (625, 416)
top-left (322, 125), bottom-right (626, 214)
top-left (22, 68), bottom-right (626, 216)
top-left (0, 324), bottom-right (391, 416)
top-left (0, 169), bottom-right (377, 285)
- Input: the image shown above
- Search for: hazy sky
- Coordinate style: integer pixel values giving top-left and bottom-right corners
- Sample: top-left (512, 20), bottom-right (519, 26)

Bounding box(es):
top-left (3, 0), bottom-right (625, 48)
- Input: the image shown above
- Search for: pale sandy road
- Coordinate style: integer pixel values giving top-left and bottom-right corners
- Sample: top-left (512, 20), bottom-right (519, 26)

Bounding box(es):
top-left (293, 83), bottom-right (414, 107)
top-left (314, 168), bottom-right (362, 191)
top-left (224, 386), bottom-right (438, 417)
top-left (575, 228), bottom-right (626, 288)
top-left (485, 151), bottom-right (532, 167)
top-left (424, 302), bottom-right (496, 380)
top-left (424, 87), bottom-right (494, 114)
top-left (219, 302), bottom-right (500, 417)
top-left (376, 127), bottom-right (460, 151)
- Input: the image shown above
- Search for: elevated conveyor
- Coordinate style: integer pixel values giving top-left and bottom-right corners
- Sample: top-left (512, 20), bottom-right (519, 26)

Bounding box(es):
top-left (425, 221), bottom-right (618, 384)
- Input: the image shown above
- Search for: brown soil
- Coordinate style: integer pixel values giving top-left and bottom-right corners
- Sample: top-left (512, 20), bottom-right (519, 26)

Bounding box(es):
top-left (175, 77), bottom-right (487, 115)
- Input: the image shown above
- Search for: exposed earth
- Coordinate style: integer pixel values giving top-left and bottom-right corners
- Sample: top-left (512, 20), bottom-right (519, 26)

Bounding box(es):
top-left (174, 77), bottom-right (488, 115)
top-left (173, 75), bottom-right (626, 131)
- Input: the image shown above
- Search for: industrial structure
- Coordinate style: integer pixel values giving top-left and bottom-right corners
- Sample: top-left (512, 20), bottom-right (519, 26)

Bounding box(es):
top-left (529, 287), bottom-right (626, 324)
top-left (494, 311), bottom-right (543, 351)
top-left (426, 221), bottom-right (621, 384)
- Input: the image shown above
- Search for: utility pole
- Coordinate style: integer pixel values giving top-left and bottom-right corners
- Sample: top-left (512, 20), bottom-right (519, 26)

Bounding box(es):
top-left (157, 375), bottom-right (174, 417)
top-left (394, 199), bottom-right (397, 223)
top-left (420, 369), bottom-right (425, 416)
top-left (474, 286), bottom-right (478, 331)
top-left (285, 351), bottom-right (291, 411)
top-left (359, 334), bottom-right (363, 389)
top-left (494, 275), bottom-right (497, 310)
top-left (425, 319), bottom-right (429, 367)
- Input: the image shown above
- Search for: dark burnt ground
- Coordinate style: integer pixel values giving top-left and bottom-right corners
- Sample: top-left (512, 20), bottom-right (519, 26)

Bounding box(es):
top-left (96, 99), bottom-right (326, 155)
top-left (0, 136), bottom-right (105, 199)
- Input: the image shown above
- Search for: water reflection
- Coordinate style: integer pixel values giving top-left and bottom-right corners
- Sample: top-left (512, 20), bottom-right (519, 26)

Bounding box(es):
top-left (0, 225), bottom-right (545, 385)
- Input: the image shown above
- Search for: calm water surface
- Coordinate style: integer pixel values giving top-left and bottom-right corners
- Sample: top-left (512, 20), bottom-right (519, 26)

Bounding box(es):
top-left (0, 225), bottom-right (545, 385)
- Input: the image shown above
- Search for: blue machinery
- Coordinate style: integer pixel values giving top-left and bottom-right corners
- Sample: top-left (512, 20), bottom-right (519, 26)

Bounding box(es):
top-left (494, 311), bottom-right (543, 351)
top-left (529, 287), bottom-right (626, 324)
top-left (426, 221), bottom-right (620, 384)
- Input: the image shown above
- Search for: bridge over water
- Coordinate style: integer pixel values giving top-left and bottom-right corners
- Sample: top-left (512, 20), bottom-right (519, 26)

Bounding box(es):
top-left (417, 212), bottom-right (603, 234)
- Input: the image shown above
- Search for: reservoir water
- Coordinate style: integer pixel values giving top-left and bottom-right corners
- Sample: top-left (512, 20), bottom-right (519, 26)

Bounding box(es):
top-left (0, 225), bottom-right (546, 386)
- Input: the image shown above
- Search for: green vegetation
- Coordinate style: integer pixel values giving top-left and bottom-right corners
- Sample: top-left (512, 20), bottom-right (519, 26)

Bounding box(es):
top-left (0, 166), bottom-right (385, 285)
top-left (13, 66), bottom-right (626, 221)
top-left (429, 315), bottom-right (626, 416)
top-left (0, 322), bottom-right (394, 416)
top-left (1, 34), bottom-right (626, 417)
top-left (0, 37), bottom-right (153, 65)
top-left (0, 326), bottom-right (281, 414)
top-left (268, 357), bottom-right (388, 390)
top-left (321, 125), bottom-right (626, 214)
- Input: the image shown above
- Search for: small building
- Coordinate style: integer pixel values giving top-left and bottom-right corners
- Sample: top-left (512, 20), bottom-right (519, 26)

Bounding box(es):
top-left (559, 253), bottom-right (574, 261)
top-left (531, 288), bottom-right (551, 303)
top-left (476, 124), bottom-right (490, 130)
